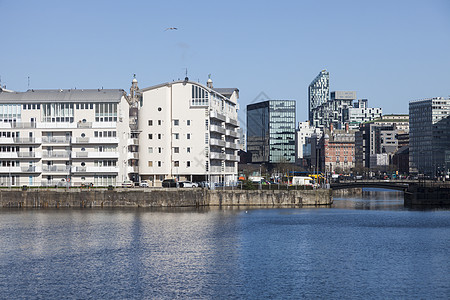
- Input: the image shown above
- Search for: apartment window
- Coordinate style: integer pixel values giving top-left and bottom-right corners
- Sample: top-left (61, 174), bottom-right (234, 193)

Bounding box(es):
top-left (148, 120), bottom-right (153, 126)
top-left (205, 133), bottom-right (209, 144)
top-left (174, 147), bottom-right (179, 153)
top-left (187, 133), bottom-right (191, 140)
top-left (187, 161), bottom-right (191, 167)
top-left (158, 120), bottom-right (162, 125)
top-left (205, 119), bottom-right (208, 130)
top-left (148, 134), bottom-right (153, 139)
top-left (174, 119), bottom-right (179, 126)
top-left (158, 147), bottom-right (162, 153)
top-left (148, 161), bottom-right (153, 167)
top-left (174, 133), bottom-right (179, 139)
top-left (187, 120), bottom-right (191, 126)
top-left (158, 134), bottom-right (161, 139)
top-left (187, 147), bottom-right (191, 153)
top-left (158, 161), bottom-right (161, 167)
top-left (174, 161), bottom-right (179, 167)
top-left (148, 147), bottom-right (153, 153)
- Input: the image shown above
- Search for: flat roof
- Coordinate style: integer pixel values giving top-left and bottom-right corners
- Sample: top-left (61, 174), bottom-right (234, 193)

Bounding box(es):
top-left (0, 89), bottom-right (125, 103)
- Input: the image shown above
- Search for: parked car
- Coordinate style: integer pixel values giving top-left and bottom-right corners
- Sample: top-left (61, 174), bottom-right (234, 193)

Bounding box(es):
top-left (139, 181), bottom-right (149, 188)
top-left (162, 179), bottom-right (178, 188)
top-left (179, 181), bottom-right (198, 188)
top-left (122, 180), bottom-right (134, 188)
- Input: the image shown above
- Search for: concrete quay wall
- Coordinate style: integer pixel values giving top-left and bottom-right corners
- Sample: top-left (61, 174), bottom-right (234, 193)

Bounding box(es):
top-left (0, 189), bottom-right (332, 208)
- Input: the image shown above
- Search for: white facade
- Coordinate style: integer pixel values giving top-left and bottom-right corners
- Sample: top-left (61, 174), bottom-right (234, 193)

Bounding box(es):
top-left (138, 79), bottom-right (240, 186)
top-left (295, 121), bottom-right (321, 163)
top-left (348, 99), bottom-right (382, 129)
top-left (0, 89), bottom-right (130, 187)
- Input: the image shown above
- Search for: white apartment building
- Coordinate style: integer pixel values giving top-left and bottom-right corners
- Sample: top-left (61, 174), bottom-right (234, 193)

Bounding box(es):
top-left (0, 88), bottom-right (130, 187)
top-left (138, 77), bottom-right (240, 186)
top-left (347, 99), bottom-right (382, 129)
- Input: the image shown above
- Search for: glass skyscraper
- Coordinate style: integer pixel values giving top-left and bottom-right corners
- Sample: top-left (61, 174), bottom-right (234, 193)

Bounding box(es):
top-left (247, 100), bottom-right (296, 164)
top-left (308, 70), bottom-right (329, 125)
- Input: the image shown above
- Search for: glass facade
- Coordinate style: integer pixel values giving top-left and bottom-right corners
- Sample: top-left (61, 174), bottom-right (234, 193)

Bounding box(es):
top-left (308, 70), bottom-right (329, 124)
top-left (247, 100), bottom-right (296, 164)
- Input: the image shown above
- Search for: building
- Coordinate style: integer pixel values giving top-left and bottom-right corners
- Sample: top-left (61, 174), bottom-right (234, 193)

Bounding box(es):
top-left (0, 88), bottom-right (131, 187)
top-left (347, 99), bottom-right (382, 129)
top-left (247, 100), bottom-right (296, 164)
top-left (308, 70), bottom-right (329, 125)
top-left (138, 77), bottom-right (240, 186)
top-left (409, 97), bottom-right (450, 177)
top-left (312, 91), bottom-right (356, 129)
top-left (295, 121), bottom-right (321, 166)
top-left (318, 125), bottom-right (355, 174)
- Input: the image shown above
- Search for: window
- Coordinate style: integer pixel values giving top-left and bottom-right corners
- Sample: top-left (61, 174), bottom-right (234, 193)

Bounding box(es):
top-left (158, 147), bottom-right (162, 153)
top-left (158, 120), bottom-right (162, 125)
top-left (148, 147), bottom-right (153, 153)
top-left (174, 161), bottom-right (179, 167)
top-left (174, 133), bottom-right (179, 139)
top-left (158, 161), bottom-right (161, 167)
top-left (148, 161), bottom-right (153, 167)
top-left (187, 161), bottom-right (190, 167)
top-left (174, 147), bottom-right (179, 153)
top-left (187, 133), bottom-right (191, 139)
top-left (187, 147), bottom-right (191, 153)
top-left (187, 120), bottom-right (191, 126)
top-left (158, 107), bottom-right (162, 111)
top-left (158, 134), bottom-right (161, 139)
top-left (148, 134), bottom-right (153, 139)
top-left (174, 119), bottom-right (179, 126)
top-left (148, 120), bottom-right (153, 126)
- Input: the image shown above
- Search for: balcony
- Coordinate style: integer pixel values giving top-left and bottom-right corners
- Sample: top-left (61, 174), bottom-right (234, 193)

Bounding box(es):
top-left (21, 166), bottom-right (42, 173)
top-left (72, 166), bottom-right (119, 174)
top-left (210, 111), bottom-right (226, 121)
top-left (226, 130), bottom-right (239, 138)
top-left (72, 137), bottom-right (119, 144)
top-left (225, 117), bottom-right (239, 127)
top-left (128, 152), bottom-right (139, 160)
top-left (42, 151), bottom-right (71, 159)
top-left (128, 166), bottom-right (139, 173)
top-left (0, 167), bottom-right (21, 173)
top-left (226, 154), bottom-right (239, 161)
top-left (225, 167), bottom-right (236, 173)
top-left (225, 142), bottom-right (239, 149)
top-left (72, 152), bottom-right (119, 159)
top-left (17, 152), bottom-right (42, 159)
top-left (210, 166), bottom-right (222, 173)
top-left (42, 165), bottom-right (71, 173)
top-left (77, 122), bottom-right (92, 128)
top-left (42, 137), bottom-right (71, 144)
top-left (0, 122), bottom-right (36, 129)
top-left (128, 138), bottom-right (139, 146)
top-left (210, 152), bottom-right (226, 160)
top-left (210, 138), bottom-right (226, 147)
top-left (210, 125), bottom-right (226, 134)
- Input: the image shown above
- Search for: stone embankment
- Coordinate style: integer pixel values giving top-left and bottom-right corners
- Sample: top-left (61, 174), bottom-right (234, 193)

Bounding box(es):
top-left (0, 188), bottom-right (332, 208)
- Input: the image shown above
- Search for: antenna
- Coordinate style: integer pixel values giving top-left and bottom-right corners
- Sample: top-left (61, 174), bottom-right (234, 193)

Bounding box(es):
top-left (28, 76), bottom-right (30, 89)
top-left (185, 68), bottom-right (188, 78)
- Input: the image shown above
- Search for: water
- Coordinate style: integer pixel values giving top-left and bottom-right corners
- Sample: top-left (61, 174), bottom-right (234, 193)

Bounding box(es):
top-left (0, 190), bottom-right (449, 299)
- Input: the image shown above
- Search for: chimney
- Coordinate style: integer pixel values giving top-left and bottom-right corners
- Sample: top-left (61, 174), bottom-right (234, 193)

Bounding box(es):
top-left (345, 123), bottom-right (349, 133)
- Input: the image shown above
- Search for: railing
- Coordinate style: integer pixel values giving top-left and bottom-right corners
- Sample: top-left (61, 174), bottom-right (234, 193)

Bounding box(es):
top-left (75, 137), bottom-right (90, 143)
top-left (225, 117), bottom-right (239, 127)
top-left (210, 152), bottom-right (226, 160)
top-left (210, 166), bottom-right (223, 173)
top-left (42, 165), bottom-right (71, 172)
top-left (42, 137), bottom-right (71, 144)
top-left (226, 154), bottom-right (239, 161)
top-left (210, 139), bottom-right (226, 147)
top-left (127, 152), bottom-right (139, 159)
top-left (17, 152), bottom-right (41, 158)
top-left (226, 130), bottom-right (239, 138)
top-left (128, 138), bottom-right (139, 145)
top-left (210, 111), bottom-right (226, 121)
top-left (210, 125), bottom-right (226, 134)
top-left (72, 152), bottom-right (119, 158)
top-left (225, 142), bottom-right (239, 149)
top-left (72, 166), bottom-right (119, 173)
top-left (42, 151), bottom-right (71, 158)
top-left (21, 166), bottom-right (41, 173)
top-left (77, 122), bottom-right (92, 128)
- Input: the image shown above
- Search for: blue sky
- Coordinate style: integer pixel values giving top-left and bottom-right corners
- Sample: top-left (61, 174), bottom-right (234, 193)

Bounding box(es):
top-left (1, 0), bottom-right (449, 126)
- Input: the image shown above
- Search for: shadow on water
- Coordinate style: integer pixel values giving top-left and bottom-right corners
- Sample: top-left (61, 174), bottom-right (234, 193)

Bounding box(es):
top-left (332, 188), bottom-right (406, 211)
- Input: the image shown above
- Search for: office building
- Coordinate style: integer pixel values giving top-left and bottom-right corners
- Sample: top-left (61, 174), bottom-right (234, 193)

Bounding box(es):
top-left (312, 91), bottom-right (356, 129)
top-left (347, 99), bottom-right (382, 129)
top-left (247, 100), bottom-right (296, 164)
top-left (295, 121), bottom-right (321, 166)
top-left (409, 97), bottom-right (450, 177)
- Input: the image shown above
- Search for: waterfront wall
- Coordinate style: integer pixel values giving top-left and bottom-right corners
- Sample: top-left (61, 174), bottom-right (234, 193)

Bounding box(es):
top-left (405, 185), bottom-right (450, 206)
top-left (0, 188), bottom-right (332, 208)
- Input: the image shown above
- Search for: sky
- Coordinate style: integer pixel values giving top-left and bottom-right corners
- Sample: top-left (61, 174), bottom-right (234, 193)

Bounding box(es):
top-left (1, 0), bottom-right (449, 129)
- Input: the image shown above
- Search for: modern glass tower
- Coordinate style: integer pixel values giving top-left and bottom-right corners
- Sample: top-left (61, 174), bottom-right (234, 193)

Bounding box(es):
top-left (308, 70), bottom-right (329, 125)
top-left (247, 100), bottom-right (296, 164)
top-left (409, 97), bottom-right (450, 177)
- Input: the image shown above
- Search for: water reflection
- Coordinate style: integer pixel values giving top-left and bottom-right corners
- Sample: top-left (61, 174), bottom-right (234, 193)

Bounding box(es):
top-left (333, 188), bottom-right (405, 210)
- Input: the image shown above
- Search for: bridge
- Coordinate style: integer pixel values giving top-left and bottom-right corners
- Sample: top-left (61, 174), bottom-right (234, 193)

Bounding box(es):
top-left (330, 180), bottom-right (450, 206)
top-left (330, 180), bottom-right (411, 191)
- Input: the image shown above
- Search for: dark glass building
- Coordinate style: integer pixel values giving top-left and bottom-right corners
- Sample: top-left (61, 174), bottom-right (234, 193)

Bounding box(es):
top-left (247, 100), bottom-right (296, 164)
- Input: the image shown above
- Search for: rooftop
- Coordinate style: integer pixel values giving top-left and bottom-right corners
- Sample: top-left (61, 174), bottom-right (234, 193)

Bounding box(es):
top-left (0, 89), bottom-right (126, 103)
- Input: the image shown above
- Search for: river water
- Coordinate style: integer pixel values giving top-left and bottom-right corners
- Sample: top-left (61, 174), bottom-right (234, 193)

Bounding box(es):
top-left (0, 190), bottom-right (449, 299)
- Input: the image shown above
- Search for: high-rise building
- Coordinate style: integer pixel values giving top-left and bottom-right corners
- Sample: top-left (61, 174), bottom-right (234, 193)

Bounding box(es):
top-left (409, 97), bottom-right (450, 177)
top-left (312, 91), bottom-right (356, 129)
top-left (308, 70), bottom-right (329, 125)
top-left (247, 100), bottom-right (296, 164)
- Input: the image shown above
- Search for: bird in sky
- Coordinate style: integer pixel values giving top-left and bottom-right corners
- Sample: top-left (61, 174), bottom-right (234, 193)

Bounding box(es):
top-left (165, 27), bottom-right (178, 31)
